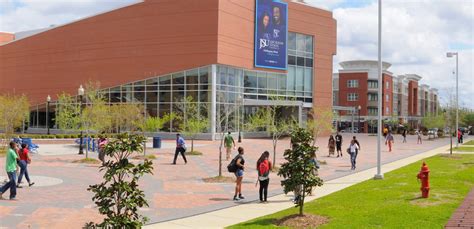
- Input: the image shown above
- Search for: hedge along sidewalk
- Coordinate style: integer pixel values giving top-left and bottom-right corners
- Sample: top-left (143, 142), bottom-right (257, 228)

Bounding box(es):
top-left (144, 143), bottom-right (454, 229)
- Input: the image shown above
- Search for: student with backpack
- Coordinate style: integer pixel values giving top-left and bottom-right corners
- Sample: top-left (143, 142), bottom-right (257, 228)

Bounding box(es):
top-left (227, 147), bottom-right (245, 201)
top-left (256, 151), bottom-right (271, 203)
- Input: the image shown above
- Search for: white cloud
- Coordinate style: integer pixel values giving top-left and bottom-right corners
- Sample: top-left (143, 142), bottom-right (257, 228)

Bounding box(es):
top-left (331, 0), bottom-right (474, 109)
top-left (0, 0), bottom-right (140, 32)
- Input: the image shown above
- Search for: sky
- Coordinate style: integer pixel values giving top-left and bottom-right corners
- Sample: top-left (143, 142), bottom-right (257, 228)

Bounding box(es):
top-left (0, 0), bottom-right (473, 109)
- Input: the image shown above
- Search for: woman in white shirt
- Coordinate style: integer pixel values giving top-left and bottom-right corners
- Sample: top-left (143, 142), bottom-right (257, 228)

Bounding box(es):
top-left (349, 139), bottom-right (359, 170)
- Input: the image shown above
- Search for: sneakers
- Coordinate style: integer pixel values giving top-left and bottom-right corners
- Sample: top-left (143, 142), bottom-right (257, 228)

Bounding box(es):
top-left (16, 185), bottom-right (23, 188)
top-left (238, 194), bottom-right (245, 199)
top-left (29, 182), bottom-right (35, 187)
top-left (233, 196), bottom-right (239, 201)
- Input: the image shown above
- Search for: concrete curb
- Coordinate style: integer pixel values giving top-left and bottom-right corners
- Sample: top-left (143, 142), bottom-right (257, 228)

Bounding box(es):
top-left (144, 143), bottom-right (453, 229)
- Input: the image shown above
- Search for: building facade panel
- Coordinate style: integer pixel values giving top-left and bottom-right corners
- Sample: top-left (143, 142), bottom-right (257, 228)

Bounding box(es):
top-left (0, 0), bottom-right (220, 105)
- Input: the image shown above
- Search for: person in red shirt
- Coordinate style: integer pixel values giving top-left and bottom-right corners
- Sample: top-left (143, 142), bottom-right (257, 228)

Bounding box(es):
top-left (17, 144), bottom-right (34, 188)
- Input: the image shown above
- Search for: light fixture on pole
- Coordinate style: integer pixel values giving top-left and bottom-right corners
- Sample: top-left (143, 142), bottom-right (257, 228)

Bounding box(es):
top-left (46, 95), bottom-right (51, 135)
top-left (446, 52), bottom-right (458, 148)
top-left (357, 105), bottom-right (361, 133)
top-left (78, 85), bottom-right (85, 155)
top-left (237, 94), bottom-right (243, 143)
top-left (374, 0), bottom-right (384, 180)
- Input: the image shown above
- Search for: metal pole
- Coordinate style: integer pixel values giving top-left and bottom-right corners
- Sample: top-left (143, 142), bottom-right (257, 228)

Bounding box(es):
top-left (455, 54), bottom-right (459, 148)
top-left (374, 0), bottom-right (384, 180)
top-left (358, 109), bottom-right (361, 133)
top-left (46, 101), bottom-right (50, 135)
top-left (79, 95), bottom-right (84, 155)
top-left (238, 99), bottom-right (242, 143)
top-left (351, 108), bottom-right (355, 133)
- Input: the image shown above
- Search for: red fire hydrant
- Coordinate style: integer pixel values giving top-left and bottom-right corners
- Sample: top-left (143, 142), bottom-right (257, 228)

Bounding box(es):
top-left (416, 161), bottom-right (430, 198)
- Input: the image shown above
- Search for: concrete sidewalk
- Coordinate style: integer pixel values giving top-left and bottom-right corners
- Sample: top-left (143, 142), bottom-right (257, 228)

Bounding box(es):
top-left (145, 143), bottom-right (452, 229)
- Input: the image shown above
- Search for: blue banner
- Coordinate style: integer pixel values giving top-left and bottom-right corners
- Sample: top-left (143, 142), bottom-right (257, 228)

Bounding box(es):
top-left (254, 0), bottom-right (288, 70)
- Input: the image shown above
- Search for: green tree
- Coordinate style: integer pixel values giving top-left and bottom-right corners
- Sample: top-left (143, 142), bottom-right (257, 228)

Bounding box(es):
top-left (306, 107), bottom-right (334, 144)
top-left (0, 94), bottom-right (30, 147)
top-left (55, 92), bottom-right (81, 131)
top-left (462, 113), bottom-right (474, 127)
top-left (174, 97), bottom-right (209, 153)
top-left (87, 133), bottom-right (153, 228)
top-left (137, 114), bottom-right (175, 156)
top-left (246, 103), bottom-right (298, 169)
top-left (278, 128), bottom-right (323, 216)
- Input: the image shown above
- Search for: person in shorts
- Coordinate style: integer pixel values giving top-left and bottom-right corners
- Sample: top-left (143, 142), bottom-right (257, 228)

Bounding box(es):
top-left (233, 147), bottom-right (245, 201)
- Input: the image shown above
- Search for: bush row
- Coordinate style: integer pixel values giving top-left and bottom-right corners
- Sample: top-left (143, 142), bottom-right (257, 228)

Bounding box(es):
top-left (1, 133), bottom-right (122, 139)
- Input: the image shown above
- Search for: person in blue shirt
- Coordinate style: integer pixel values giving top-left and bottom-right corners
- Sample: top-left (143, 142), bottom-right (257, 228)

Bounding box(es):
top-left (173, 133), bottom-right (187, 165)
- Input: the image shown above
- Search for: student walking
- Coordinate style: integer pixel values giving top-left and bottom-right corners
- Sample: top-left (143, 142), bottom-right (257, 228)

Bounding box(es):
top-left (309, 151), bottom-right (320, 195)
top-left (233, 147), bottom-right (245, 201)
top-left (348, 139), bottom-right (359, 170)
top-left (416, 130), bottom-right (423, 144)
top-left (386, 132), bottom-right (394, 152)
top-left (402, 129), bottom-right (407, 143)
top-left (328, 135), bottom-right (335, 157)
top-left (17, 144), bottom-right (34, 188)
top-left (335, 132), bottom-right (343, 157)
top-left (0, 142), bottom-right (19, 200)
top-left (173, 133), bottom-right (187, 164)
top-left (224, 132), bottom-right (235, 161)
top-left (352, 136), bottom-right (361, 150)
top-left (98, 135), bottom-right (108, 165)
top-left (256, 151), bottom-right (271, 203)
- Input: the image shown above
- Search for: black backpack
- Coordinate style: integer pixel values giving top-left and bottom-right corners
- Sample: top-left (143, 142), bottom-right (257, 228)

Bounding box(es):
top-left (227, 155), bottom-right (240, 173)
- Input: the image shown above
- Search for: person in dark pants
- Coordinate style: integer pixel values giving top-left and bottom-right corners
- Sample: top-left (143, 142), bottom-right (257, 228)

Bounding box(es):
top-left (349, 139), bottom-right (359, 170)
top-left (335, 132), bottom-right (343, 157)
top-left (402, 129), bottom-right (407, 143)
top-left (0, 142), bottom-right (19, 200)
top-left (256, 151), bottom-right (271, 203)
top-left (173, 133), bottom-right (187, 165)
top-left (352, 136), bottom-right (361, 150)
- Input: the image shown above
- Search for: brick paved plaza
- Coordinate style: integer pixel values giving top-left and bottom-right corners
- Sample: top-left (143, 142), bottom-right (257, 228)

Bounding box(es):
top-left (0, 134), bottom-right (455, 228)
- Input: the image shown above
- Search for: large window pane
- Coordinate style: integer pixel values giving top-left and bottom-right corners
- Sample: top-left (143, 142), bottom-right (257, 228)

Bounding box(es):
top-left (218, 66), bottom-right (227, 85)
top-left (257, 72), bottom-right (267, 94)
top-left (288, 55), bottom-right (296, 65)
top-left (287, 66), bottom-right (296, 93)
top-left (159, 75), bottom-right (171, 91)
top-left (110, 87), bottom-right (121, 103)
top-left (146, 78), bottom-right (158, 91)
top-left (244, 71), bottom-right (257, 94)
top-left (304, 68), bottom-right (312, 92)
top-left (146, 103), bottom-right (158, 117)
top-left (134, 91), bottom-right (145, 102)
top-left (296, 33), bottom-right (305, 52)
top-left (173, 90), bottom-right (185, 102)
top-left (305, 35), bottom-right (313, 53)
top-left (146, 91), bottom-right (158, 103)
top-left (199, 67), bottom-right (209, 86)
top-left (296, 67), bottom-right (304, 94)
top-left (172, 72), bottom-right (184, 85)
top-left (288, 32), bottom-right (296, 50)
top-left (134, 81), bottom-right (145, 92)
top-left (159, 91), bottom-right (171, 103)
top-left (228, 68), bottom-right (236, 87)
top-left (200, 90), bottom-right (210, 102)
top-left (297, 56), bottom-right (305, 66)
top-left (278, 74), bottom-right (286, 94)
top-left (121, 84), bottom-right (133, 102)
top-left (186, 69), bottom-right (199, 91)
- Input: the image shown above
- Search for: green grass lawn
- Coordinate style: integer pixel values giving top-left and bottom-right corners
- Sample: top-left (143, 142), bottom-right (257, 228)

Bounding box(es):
top-left (463, 140), bottom-right (474, 145)
top-left (229, 154), bottom-right (474, 229)
top-left (453, 147), bottom-right (474, 152)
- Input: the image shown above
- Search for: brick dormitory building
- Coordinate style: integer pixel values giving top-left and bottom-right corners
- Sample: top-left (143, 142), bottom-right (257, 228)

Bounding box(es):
top-left (333, 60), bottom-right (439, 133)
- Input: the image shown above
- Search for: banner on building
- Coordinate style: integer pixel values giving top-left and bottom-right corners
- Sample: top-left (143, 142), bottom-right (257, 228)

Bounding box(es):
top-left (254, 0), bottom-right (288, 70)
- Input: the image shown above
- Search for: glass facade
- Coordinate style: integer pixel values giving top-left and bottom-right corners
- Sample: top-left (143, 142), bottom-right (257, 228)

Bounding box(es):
top-left (29, 32), bottom-right (314, 134)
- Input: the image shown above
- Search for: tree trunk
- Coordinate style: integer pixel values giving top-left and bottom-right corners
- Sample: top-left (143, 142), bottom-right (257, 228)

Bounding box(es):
top-left (272, 137), bottom-right (277, 169)
top-left (300, 183), bottom-right (305, 216)
top-left (143, 131), bottom-right (146, 156)
top-left (86, 129), bottom-right (89, 159)
top-left (191, 138), bottom-right (194, 153)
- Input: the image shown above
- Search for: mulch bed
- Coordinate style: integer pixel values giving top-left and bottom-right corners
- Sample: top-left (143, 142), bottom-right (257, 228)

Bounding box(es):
top-left (275, 214), bottom-right (329, 228)
top-left (202, 176), bottom-right (235, 183)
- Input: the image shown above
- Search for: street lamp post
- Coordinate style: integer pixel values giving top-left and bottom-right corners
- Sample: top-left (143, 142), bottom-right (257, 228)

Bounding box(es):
top-left (237, 94), bottom-right (243, 143)
top-left (446, 52), bottom-right (458, 148)
top-left (78, 85), bottom-right (85, 155)
top-left (374, 0), bottom-right (384, 180)
top-left (357, 105), bottom-right (361, 133)
top-left (46, 95), bottom-right (51, 135)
